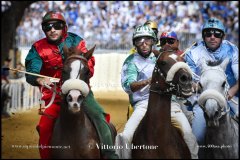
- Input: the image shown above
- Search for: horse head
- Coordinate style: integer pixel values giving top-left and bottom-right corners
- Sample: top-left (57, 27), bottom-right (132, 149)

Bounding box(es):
top-left (198, 58), bottom-right (229, 127)
top-left (150, 49), bottom-right (193, 98)
top-left (61, 45), bottom-right (96, 114)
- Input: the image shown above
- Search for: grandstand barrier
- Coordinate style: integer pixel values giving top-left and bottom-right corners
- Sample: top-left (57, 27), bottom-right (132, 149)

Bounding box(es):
top-left (1, 77), bottom-right (41, 114)
top-left (90, 52), bottom-right (129, 92)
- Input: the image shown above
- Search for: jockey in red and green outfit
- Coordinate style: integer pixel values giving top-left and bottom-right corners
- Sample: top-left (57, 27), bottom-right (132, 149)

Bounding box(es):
top-left (25, 11), bottom-right (118, 159)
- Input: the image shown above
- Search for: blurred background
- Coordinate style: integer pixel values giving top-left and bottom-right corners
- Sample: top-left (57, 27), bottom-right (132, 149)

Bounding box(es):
top-left (1, 1), bottom-right (239, 158)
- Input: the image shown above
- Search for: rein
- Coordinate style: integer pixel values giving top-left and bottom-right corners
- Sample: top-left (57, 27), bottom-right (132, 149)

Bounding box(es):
top-left (149, 52), bottom-right (183, 96)
top-left (65, 54), bottom-right (88, 79)
top-left (150, 66), bottom-right (181, 96)
top-left (39, 55), bottom-right (88, 118)
top-left (197, 66), bottom-right (235, 120)
top-left (65, 55), bottom-right (88, 63)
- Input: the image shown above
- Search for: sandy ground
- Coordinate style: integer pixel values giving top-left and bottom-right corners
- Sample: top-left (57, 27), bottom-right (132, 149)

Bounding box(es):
top-left (1, 91), bottom-right (129, 159)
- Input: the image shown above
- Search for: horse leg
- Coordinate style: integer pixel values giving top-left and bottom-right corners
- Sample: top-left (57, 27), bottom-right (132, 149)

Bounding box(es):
top-left (115, 133), bottom-right (131, 159)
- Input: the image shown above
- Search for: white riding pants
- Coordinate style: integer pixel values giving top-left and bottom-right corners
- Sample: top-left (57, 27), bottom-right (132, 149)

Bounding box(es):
top-left (122, 99), bottom-right (148, 143)
top-left (115, 100), bottom-right (199, 159)
top-left (171, 102), bottom-right (199, 159)
top-left (115, 99), bottom-right (148, 159)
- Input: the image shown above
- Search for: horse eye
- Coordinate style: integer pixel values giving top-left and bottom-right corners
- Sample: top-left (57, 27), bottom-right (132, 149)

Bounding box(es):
top-left (221, 81), bottom-right (226, 88)
top-left (78, 95), bottom-right (83, 102)
top-left (215, 110), bottom-right (221, 118)
top-left (67, 95), bottom-right (72, 102)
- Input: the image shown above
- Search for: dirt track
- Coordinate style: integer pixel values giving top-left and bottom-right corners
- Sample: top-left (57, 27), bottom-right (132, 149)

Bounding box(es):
top-left (1, 91), bottom-right (129, 159)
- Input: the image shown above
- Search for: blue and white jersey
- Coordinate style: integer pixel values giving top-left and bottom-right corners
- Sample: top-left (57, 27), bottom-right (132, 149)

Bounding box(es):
top-left (121, 52), bottom-right (156, 106)
top-left (184, 40), bottom-right (239, 89)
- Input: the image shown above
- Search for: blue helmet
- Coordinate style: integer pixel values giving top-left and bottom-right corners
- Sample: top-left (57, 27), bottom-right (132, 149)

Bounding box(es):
top-left (202, 17), bottom-right (225, 34)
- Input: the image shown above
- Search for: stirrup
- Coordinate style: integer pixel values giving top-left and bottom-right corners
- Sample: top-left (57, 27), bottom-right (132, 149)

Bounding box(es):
top-left (38, 100), bottom-right (46, 115)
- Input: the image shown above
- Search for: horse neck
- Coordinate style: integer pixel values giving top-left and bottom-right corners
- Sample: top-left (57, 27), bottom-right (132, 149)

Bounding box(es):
top-left (145, 90), bottom-right (172, 131)
top-left (217, 113), bottom-right (236, 130)
top-left (206, 112), bottom-right (238, 145)
top-left (59, 105), bottom-right (86, 128)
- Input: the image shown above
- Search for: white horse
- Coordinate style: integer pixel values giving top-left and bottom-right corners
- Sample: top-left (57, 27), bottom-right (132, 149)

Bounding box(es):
top-left (198, 58), bottom-right (238, 159)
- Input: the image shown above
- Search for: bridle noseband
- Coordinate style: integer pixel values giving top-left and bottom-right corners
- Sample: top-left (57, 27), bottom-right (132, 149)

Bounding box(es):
top-left (65, 55), bottom-right (89, 79)
top-left (149, 51), bottom-right (184, 96)
top-left (150, 65), bottom-right (182, 96)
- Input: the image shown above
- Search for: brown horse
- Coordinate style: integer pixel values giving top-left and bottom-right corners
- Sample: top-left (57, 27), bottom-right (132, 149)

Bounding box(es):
top-left (50, 46), bottom-right (116, 158)
top-left (132, 50), bottom-right (193, 159)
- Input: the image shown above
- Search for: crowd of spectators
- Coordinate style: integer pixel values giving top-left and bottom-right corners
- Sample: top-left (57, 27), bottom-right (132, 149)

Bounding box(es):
top-left (15, 1), bottom-right (239, 50)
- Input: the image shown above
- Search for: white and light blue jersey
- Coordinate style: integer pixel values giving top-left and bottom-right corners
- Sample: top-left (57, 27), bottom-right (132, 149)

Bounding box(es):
top-left (185, 40), bottom-right (239, 90)
top-left (121, 52), bottom-right (156, 106)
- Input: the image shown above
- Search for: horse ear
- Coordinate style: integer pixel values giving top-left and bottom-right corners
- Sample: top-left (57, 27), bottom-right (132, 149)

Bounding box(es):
top-left (220, 58), bottom-right (229, 71)
top-left (84, 45), bottom-right (96, 60)
top-left (63, 45), bottom-right (69, 57)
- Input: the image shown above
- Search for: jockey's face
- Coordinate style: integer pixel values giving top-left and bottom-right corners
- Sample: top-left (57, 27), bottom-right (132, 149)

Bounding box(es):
top-left (134, 36), bottom-right (154, 58)
top-left (203, 29), bottom-right (224, 51)
top-left (44, 20), bottom-right (64, 43)
top-left (160, 38), bottom-right (179, 51)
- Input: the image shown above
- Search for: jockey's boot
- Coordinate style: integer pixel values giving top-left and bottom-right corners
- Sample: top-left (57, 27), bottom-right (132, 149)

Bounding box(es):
top-left (84, 91), bottom-right (119, 159)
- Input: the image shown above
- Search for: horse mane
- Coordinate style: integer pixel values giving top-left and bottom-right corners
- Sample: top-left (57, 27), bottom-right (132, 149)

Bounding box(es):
top-left (152, 49), bottom-right (175, 58)
top-left (206, 60), bottom-right (222, 66)
top-left (63, 45), bottom-right (96, 60)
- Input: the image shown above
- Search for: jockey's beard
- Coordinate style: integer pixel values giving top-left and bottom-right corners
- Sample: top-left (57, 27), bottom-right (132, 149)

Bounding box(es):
top-left (47, 36), bottom-right (63, 45)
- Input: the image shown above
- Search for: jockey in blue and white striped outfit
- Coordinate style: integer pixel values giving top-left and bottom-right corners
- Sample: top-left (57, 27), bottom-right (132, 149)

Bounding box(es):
top-left (184, 17), bottom-right (239, 157)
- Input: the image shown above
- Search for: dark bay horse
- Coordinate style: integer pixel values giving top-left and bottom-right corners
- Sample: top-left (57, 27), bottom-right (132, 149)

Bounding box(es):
top-left (132, 50), bottom-right (193, 159)
top-left (198, 58), bottom-right (239, 159)
top-left (50, 46), bottom-right (116, 158)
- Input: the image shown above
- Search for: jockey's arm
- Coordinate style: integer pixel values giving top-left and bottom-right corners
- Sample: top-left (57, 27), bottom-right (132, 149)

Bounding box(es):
top-left (25, 46), bottom-right (43, 86)
top-left (130, 78), bottom-right (151, 92)
top-left (227, 80), bottom-right (239, 100)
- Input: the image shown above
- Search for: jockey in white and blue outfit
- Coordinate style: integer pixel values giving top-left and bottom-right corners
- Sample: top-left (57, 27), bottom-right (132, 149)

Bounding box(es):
top-left (184, 17), bottom-right (239, 156)
top-left (116, 25), bottom-right (198, 159)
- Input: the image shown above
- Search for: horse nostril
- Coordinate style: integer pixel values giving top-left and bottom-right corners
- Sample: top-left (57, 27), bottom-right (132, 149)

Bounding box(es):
top-left (179, 74), bottom-right (188, 83)
top-left (73, 103), bottom-right (78, 108)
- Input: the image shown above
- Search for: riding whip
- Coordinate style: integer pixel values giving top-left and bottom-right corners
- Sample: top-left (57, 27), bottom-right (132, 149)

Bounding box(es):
top-left (4, 67), bottom-right (60, 82)
top-left (180, 42), bottom-right (197, 57)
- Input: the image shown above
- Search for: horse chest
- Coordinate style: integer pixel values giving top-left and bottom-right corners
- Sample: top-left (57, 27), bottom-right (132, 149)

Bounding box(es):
top-left (51, 116), bottom-right (100, 158)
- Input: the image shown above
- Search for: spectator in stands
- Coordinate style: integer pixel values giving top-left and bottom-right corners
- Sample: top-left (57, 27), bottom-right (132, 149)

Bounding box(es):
top-left (1, 57), bottom-right (12, 117)
top-left (16, 2), bottom-right (238, 50)
top-left (159, 31), bottom-right (183, 55)
top-left (184, 17), bottom-right (239, 158)
top-left (14, 62), bottom-right (25, 79)
top-left (25, 11), bottom-right (118, 159)
top-left (1, 58), bottom-right (11, 84)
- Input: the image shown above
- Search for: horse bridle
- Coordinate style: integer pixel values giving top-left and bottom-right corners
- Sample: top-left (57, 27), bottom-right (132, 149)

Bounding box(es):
top-left (65, 54), bottom-right (89, 79)
top-left (149, 51), bottom-right (183, 96)
top-left (198, 67), bottom-right (230, 119)
top-left (39, 54), bottom-right (89, 118)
